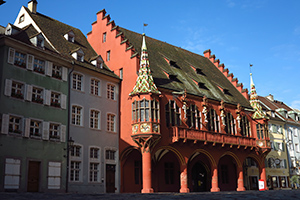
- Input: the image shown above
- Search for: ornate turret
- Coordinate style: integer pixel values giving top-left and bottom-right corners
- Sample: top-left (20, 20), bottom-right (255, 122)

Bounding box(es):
top-left (130, 33), bottom-right (161, 193)
top-left (130, 34), bottom-right (160, 96)
top-left (249, 72), bottom-right (270, 150)
top-left (250, 73), bottom-right (267, 119)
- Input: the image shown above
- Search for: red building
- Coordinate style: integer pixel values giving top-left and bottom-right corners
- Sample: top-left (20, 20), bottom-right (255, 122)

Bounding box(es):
top-left (87, 9), bottom-right (271, 193)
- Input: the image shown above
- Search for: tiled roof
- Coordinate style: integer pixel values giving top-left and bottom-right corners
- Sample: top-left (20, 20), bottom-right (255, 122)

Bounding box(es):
top-left (24, 7), bottom-right (119, 79)
top-left (119, 27), bottom-right (251, 108)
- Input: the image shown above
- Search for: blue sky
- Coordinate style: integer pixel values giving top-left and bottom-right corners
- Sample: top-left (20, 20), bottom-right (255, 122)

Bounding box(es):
top-left (1, 0), bottom-right (300, 109)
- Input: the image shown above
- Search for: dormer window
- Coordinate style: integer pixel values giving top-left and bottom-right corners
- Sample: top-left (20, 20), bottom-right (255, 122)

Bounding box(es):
top-left (19, 14), bottom-right (25, 23)
top-left (64, 31), bottom-right (75, 43)
top-left (30, 33), bottom-right (45, 48)
top-left (90, 55), bottom-right (104, 69)
top-left (71, 48), bottom-right (84, 62)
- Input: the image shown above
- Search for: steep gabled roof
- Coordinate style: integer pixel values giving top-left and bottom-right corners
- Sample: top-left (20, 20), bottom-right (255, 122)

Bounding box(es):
top-left (23, 7), bottom-right (119, 79)
top-left (9, 24), bottom-right (55, 52)
top-left (118, 27), bottom-right (251, 108)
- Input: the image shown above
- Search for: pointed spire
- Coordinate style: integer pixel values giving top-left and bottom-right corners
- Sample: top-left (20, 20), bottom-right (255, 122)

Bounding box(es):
top-left (249, 72), bottom-right (267, 119)
top-left (130, 34), bottom-right (160, 96)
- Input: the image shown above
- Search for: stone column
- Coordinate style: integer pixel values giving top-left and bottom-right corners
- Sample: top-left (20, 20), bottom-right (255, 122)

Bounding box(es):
top-left (260, 165), bottom-right (268, 190)
top-left (210, 166), bottom-right (220, 192)
top-left (236, 167), bottom-right (246, 191)
top-left (179, 164), bottom-right (189, 193)
top-left (141, 150), bottom-right (153, 193)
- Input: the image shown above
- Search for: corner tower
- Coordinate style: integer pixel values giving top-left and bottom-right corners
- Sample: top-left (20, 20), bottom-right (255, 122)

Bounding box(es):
top-left (129, 34), bottom-right (161, 193)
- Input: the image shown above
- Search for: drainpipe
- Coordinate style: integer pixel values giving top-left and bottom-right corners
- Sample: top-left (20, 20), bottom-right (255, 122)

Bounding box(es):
top-left (66, 61), bottom-right (75, 193)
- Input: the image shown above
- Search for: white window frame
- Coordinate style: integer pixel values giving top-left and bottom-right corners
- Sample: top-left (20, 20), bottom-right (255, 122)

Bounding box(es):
top-left (107, 83), bottom-right (116, 100)
top-left (71, 105), bottom-right (83, 126)
top-left (72, 72), bottom-right (84, 92)
top-left (49, 123), bottom-right (60, 140)
top-left (33, 57), bottom-right (45, 74)
top-left (70, 143), bottom-right (83, 182)
top-left (90, 78), bottom-right (101, 96)
top-left (8, 114), bottom-right (23, 135)
top-left (90, 109), bottom-right (101, 130)
top-left (107, 113), bottom-right (116, 132)
top-left (89, 146), bottom-right (101, 183)
top-left (104, 147), bottom-right (117, 165)
top-left (29, 119), bottom-right (42, 138)
top-left (31, 86), bottom-right (44, 104)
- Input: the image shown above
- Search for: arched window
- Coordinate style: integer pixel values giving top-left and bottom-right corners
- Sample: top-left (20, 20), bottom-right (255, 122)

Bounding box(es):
top-left (240, 116), bottom-right (250, 137)
top-left (165, 100), bottom-right (181, 127)
top-left (186, 104), bottom-right (201, 129)
top-left (207, 109), bottom-right (219, 132)
top-left (225, 113), bottom-right (236, 135)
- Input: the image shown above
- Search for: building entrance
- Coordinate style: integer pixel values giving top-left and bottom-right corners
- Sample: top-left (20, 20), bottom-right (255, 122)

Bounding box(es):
top-left (191, 162), bottom-right (208, 192)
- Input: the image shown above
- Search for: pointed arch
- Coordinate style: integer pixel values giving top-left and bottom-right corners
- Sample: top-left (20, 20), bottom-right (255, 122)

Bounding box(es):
top-left (220, 151), bottom-right (242, 167)
top-left (190, 149), bottom-right (217, 167)
top-left (155, 146), bottom-right (186, 165)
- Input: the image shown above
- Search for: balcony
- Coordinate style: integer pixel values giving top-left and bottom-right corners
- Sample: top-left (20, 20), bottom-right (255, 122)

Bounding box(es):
top-left (169, 126), bottom-right (264, 148)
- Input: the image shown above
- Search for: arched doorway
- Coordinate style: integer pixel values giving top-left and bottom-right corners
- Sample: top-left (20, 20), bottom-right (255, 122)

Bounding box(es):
top-left (188, 151), bottom-right (212, 192)
top-left (218, 155), bottom-right (238, 191)
top-left (121, 148), bottom-right (142, 193)
top-left (153, 149), bottom-right (181, 192)
top-left (191, 162), bottom-right (209, 192)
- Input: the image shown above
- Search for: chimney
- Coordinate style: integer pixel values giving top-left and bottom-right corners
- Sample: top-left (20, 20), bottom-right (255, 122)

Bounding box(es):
top-left (28, 0), bottom-right (37, 14)
top-left (266, 94), bottom-right (274, 102)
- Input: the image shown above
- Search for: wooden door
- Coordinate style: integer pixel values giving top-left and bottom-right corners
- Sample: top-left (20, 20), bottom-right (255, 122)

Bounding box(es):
top-left (106, 164), bottom-right (116, 193)
top-left (27, 161), bottom-right (40, 192)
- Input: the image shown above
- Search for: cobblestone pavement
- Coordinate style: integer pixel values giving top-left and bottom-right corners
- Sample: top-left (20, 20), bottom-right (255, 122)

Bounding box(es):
top-left (1, 190), bottom-right (300, 200)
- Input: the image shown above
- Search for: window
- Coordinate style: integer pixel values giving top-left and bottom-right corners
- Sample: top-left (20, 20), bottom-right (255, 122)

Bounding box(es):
top-left (77, 54), bottom-right (83, 62)
top-left (51, 92), bottom-right (61, 107)
top-left (107, 83), bottom-right (115, 100)
top-left (19, 14), bottom-right (24, 23)
top-left (32, 87), bottom-right (43, 104)
top-left (33, 58), bottom-right (45, 74)
top-left (256, 123), bottom-right (264, 139)
top-left (240, 116), bottom-right (250, 137)
top-left (165, 100), bottom-right (181, 127)
top-left (9, 115), bottom-right (22, 135)
top-left (49, 123), bottom-right (60, 140)
top-left (11, 81), bottom-right (24, 99)
top-left (52, 65), bottom-right (62, 79)
top-left (14, 51), bottom-right (26, 68)
top-left (89, 147), bottom-right (100, 182)
top-left (207, 109), bottom-right (219, 132)
top-left (225, 113), bottom-right (236, 135)
top-left (70, 145), bottom-right (81, 157)
top-left (47, 162), bottom-right (61, 189)
top-left (106, 150), bottom-right (115, 160)
top-left (89, 163), bottom-right (99, 182)
top-left (90, 110), bottom-right (100, 129)
top-left (132, 98), bottom-right (159, 123)
top-left (187, 104), bottom-right (201, 129)
top-left (90, 147), bottom-right (99, 159)
top-left (70, 161), bottom-right (81, 182)
top-left (91, 79), bottom-right (100, 96)
top-left (106, 50), bottom-right (110, 61)
top-left (134, 161), bottom-right (142, 184)
top-left (107, 114), bottom-right (116, 132)
top-left (72, 105), bottom-right (82, 126)
top-left (164, 162), bottom-right (174, 184)
top-left (103, 32), bottom-right (107, 43)
top-left (4, 158), bottom-right (21, 189)
top-left (72, 73), bottom-right (83, 91)
top-left (30, 119), bottom-right (42, 138)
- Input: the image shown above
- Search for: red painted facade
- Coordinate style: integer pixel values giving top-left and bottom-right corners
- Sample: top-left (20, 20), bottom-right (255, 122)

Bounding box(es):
top-left (87, 10), bottom-right (271, 193)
